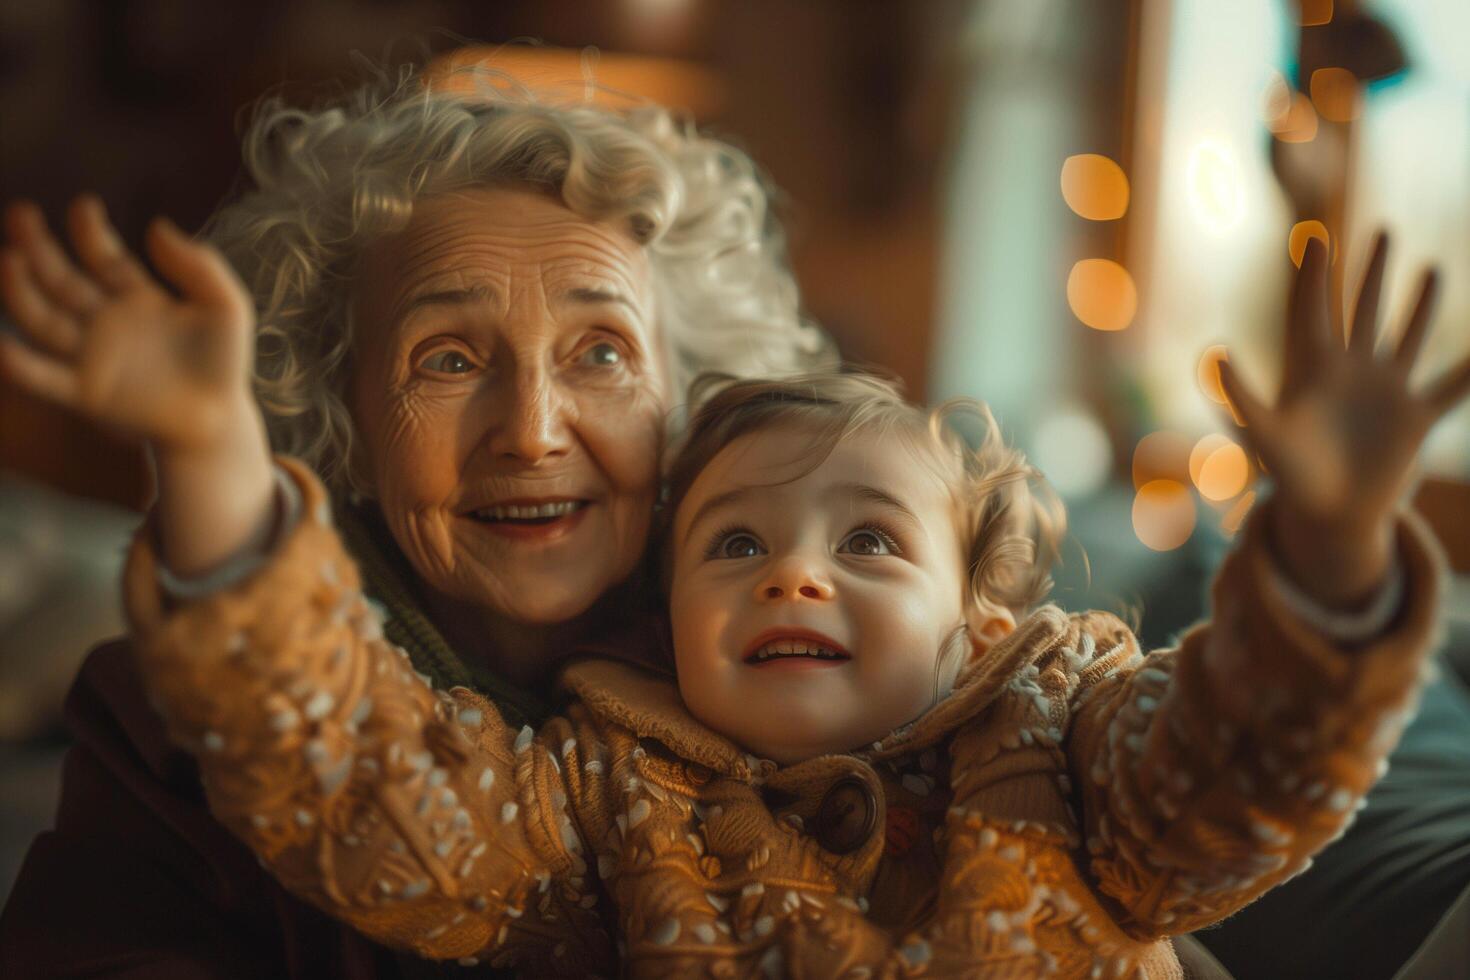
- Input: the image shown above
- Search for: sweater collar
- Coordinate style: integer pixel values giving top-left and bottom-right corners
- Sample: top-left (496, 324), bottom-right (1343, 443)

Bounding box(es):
top-left (560, 605), bottom-right (1072, 779)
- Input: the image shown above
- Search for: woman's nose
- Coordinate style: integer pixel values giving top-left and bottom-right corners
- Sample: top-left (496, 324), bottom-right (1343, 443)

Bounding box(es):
top-left (491, 367), bottom-right (573, 463)
top-left (755, 554), bottom-right (835, 603)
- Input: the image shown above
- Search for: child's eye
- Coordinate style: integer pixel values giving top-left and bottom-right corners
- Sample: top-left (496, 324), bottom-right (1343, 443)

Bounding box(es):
top-left (578, 341), bottom-right (623, 367)
top-left (709, 530), bottom-right (765, 560)
top-left (839, 527), bottom-right (899, 556)
top-left (420, 350), bottom-right (476, 374)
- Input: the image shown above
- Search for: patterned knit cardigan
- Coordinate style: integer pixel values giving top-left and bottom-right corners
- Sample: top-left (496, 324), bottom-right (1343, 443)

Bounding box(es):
top-left (123, 459), bottom-right (1443, 978)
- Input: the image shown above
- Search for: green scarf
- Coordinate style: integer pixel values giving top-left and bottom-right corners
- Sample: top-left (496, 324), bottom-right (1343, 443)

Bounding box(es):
top-left (335, 502), bottom-right (551, 730)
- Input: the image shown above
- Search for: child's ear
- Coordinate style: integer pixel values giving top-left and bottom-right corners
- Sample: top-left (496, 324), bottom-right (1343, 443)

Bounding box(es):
top-left (966, 607), bottom-right (1017, 659)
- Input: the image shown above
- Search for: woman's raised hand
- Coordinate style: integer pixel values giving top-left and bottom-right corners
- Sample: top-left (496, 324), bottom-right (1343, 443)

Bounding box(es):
top-left (0, 196), bottom-right (256, 452)
top-left (1219, 234), bottom-right (1470, 608)
top-left (1, 196), bottom-right (277, 577)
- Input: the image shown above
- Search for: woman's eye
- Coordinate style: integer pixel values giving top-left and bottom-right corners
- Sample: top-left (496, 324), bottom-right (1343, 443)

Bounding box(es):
top-left (579, 341), bottom-right (623, 367)
top-left (839, 528), bottom-right (895, 556)
top-left (420, 350), bottom-right (476, 374)
top-left (717, 533), bottom-right (764, 560)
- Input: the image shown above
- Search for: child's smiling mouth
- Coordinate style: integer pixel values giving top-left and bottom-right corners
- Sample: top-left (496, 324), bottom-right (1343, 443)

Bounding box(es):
top-left (742, 628), bottom-right (851, 666)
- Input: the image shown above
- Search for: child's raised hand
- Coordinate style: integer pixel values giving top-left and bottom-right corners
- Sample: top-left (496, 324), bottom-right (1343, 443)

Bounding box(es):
top-left (1218, 234), bottom-right (1470, 608)
top-left (0, 196), bottom-right (256, 455)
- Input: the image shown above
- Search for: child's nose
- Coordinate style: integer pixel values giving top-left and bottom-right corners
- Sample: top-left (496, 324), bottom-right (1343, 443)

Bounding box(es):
top-left (755, 555), bottom-right (835, 602)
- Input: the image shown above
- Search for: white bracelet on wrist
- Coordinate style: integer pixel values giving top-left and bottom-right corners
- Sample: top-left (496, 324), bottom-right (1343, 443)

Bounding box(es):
top-left (156, 463), bottom-right (303, 600)
top-left (1267, 552), bottom-right (1406, 644)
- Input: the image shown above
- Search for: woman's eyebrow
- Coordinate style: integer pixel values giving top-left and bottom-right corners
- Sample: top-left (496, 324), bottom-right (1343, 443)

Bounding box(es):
top-left (395, 284), bottom-right (498, 325)
top-left (560, 285), bottom-right (643, 318)
top-left (681, 486), bottom-right (752, 546)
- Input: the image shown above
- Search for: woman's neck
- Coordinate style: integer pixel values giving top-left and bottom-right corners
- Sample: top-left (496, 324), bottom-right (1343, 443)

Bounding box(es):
top-left (422, 577), bottom-right (649, 691)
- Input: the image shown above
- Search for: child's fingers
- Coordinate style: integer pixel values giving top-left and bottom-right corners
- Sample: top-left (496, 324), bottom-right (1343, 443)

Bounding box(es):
top-left (0, 250), bottom-right (82, 357)
top-left (1285, 237), bottom-right (1334, 372)
top-left (1425, 351), bottom-right (1470, 418)
top-left (145, 218), bottom-right (251, 322)
top-left (1348, 231), bottom-right (1389, 358)
top-left (4, 202), bottom-right (104, 317)
top-left (0, 332), bottom-right (80, 406)
top-left (66, 196), bottom-right (149, 295)
top-left (1392, 268), bottom-right (1439, 373)
top-left (1216, 359), bottom-right (1280, 464)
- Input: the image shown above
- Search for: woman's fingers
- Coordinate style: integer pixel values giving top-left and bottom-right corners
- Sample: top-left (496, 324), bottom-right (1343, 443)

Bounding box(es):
top-left (1393, 268), bottom-right (1439, 373)
top-left (4, 202), bottom-right (104, 316)
top-left (1348, 231), bottom-right (1389, 358)
top-left (0, 332), bottom-right (79, 405)
top-left (66, 195), bottom-right (149, 294)
top-left (0, 250), bottom-right (82, 356)
top-left (146, 218), bottom-right (250, 322)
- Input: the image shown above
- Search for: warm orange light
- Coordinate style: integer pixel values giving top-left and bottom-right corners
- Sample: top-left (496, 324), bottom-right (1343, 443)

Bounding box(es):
top-left (1270, 93), bottom-right (1319, 143)
top-left (1196, 441), bottom-right (1251, 501)
top-left (1310, 68), bottom-right (1360, 123)
top-left (1132, 432), bottom-right (1192, 490)
top-left (1189, 434), bottom-right (1232, 487)
top-left (1060, 154), bottom-right (1130, 221)
top-left (1133, 480), bottom-right (1196, 551)
top-left (426, 46), bottom-right (725, 118)
top-left (1197, 346), bottom-right (1230, 405)
top-left (1299, 0), bottom-right (1333, 27)
top-left (1067, 259), bottom-right (1137, 331)
top-left (1289, 220), bottom-right (1331, 267)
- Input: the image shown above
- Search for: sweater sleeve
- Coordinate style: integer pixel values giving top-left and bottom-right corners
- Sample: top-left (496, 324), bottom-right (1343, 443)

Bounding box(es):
top-left (1063, 502), bottom-right (1445, 940)
top-left (122, 457), bottom-right (615, 972)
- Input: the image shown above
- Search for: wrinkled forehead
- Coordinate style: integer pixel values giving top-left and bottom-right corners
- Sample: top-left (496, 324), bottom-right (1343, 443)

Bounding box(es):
top-left (353, 185), bottom-right (654, 324)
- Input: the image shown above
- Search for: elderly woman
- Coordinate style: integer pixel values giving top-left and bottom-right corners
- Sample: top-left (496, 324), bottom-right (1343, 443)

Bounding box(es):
top-left (0, 69), bottom-right (830, 977)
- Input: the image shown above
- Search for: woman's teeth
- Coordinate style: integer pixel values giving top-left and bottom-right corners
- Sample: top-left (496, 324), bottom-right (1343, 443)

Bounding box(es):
top-left (475, 501), bottom-right (583, 521)
top-left (749, 640), bottom-right (846, 662)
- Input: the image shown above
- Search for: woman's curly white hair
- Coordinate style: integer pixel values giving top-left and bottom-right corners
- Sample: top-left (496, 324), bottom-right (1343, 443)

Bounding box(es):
top-left (206, 62), bottom-right (834, 495)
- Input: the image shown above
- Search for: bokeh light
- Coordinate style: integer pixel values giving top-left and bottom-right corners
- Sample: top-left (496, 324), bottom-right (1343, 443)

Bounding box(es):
top-left (1187, 141), bottom-right (1243, 230)
top-left (1270, 93), bottom-right (1320, 143)
top-left (1197, 345), bottom-right (1230, 405)
top-left (1189, 433), bottom-right (1233, 487)
top-left (1132, 431), bottom-right (1192, 490)
top-left (1133, 480), bottom-right (1197, 551)
top-left (1067, 259), bottom-right (1138, 331)
top-left (1289, 219), bottom-right (1331, 267)
top-left (1310, 67), bottom-right (1360, 123)
top-left (1032, 406), bottom-right (1113, 499)
top-left (1060, 154), bottom-right (1130, 221)
top-left (1195, 440), bottom-right (1251, 501)
top-left (1299, 0), bottom-right (1333, 28)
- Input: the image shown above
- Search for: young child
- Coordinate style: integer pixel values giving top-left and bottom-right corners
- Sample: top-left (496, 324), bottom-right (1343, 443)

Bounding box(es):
top-left (124, 353), bottom-right (1448, 980)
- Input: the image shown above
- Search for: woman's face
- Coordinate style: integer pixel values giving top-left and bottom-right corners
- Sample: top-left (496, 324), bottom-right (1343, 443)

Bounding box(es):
top-left (351, 186), bottom-right (669, 626)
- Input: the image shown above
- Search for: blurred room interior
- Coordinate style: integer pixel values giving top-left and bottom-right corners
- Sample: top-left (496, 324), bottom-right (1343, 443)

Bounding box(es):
top-left (1, 0), bottom-right (1467, 974)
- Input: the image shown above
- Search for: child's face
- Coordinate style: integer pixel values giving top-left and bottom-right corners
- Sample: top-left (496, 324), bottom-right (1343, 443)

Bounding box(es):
top-left (669, 422), bottom-right (972, 765)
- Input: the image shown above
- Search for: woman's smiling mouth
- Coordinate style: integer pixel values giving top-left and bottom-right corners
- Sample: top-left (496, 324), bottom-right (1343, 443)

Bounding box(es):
top-left (465, 499), bottom-right (592, 541)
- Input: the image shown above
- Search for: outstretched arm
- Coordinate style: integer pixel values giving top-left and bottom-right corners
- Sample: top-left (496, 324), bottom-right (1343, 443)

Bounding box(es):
top-left (122, 460), bottom-right (617, 972)
top-left (1068, 233), bottom-right (1467, 938)
top-left (0, 197), bottom-right (274, 575)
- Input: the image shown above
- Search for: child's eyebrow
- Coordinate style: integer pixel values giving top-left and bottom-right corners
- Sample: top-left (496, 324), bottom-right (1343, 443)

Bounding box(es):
top-left (837, 483), bottom-right (921, 528)
top-left (681, 486), bottom-right (753, 546)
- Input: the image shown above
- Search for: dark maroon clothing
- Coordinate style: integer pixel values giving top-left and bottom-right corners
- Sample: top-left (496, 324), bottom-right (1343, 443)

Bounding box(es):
top-left (0, 640), bottom-right (470, 979)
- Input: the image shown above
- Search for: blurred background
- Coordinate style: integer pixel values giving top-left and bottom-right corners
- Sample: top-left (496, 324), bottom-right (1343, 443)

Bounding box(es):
top-left (2, 0), bottom-right (1468, 958)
